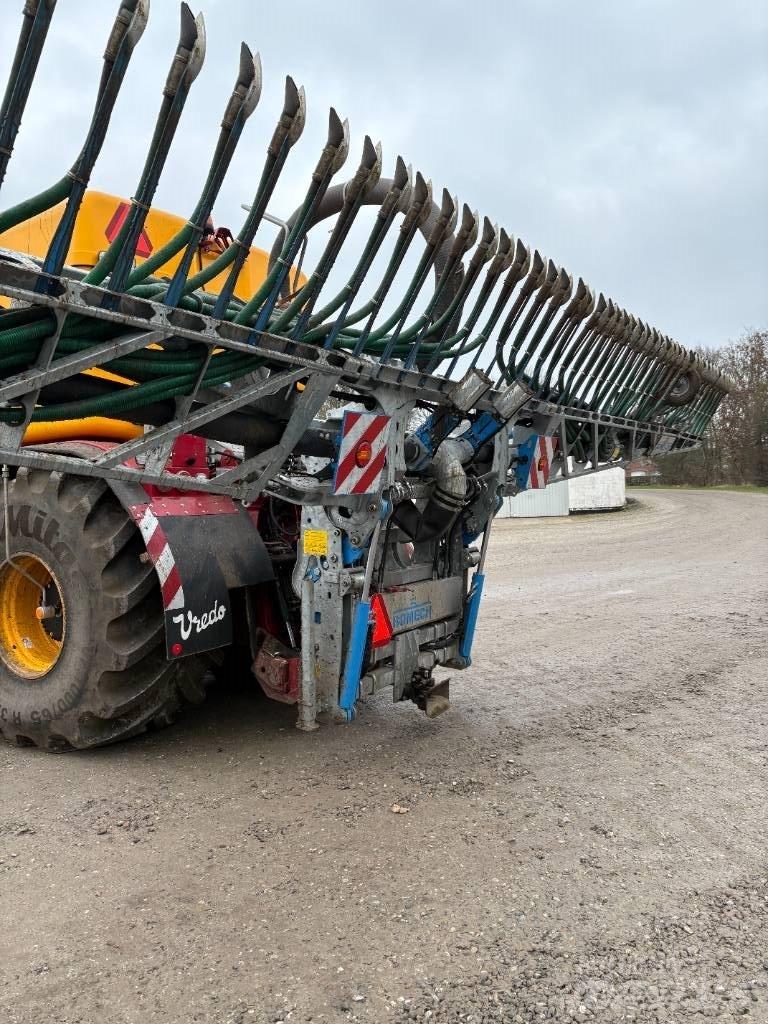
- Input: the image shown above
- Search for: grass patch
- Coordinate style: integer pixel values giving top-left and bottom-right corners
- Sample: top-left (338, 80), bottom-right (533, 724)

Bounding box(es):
top-left (640, 484), bottom-right (768, 495)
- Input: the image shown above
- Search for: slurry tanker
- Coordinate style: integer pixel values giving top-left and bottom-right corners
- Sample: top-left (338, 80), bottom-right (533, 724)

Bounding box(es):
top-left (0, 2), bottom-right (728, 749)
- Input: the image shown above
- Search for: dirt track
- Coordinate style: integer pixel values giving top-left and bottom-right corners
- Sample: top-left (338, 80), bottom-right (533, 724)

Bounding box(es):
top-left (1, 489), bottom-right (766, 1024)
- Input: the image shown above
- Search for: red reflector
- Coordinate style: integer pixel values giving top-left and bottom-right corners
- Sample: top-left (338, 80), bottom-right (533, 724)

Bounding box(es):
top-left (354, 440), bottom-right (373, 468)
top-left (370, 593), bottom-right (393, 648)
top-left (105, 201), bottom-right (153, 258)
top-left (171, 642), bottom-right (183, 657)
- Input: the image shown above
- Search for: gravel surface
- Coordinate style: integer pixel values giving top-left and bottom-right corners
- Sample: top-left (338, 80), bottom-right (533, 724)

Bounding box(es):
top-left (0, 489), bottom-right (765, 1024)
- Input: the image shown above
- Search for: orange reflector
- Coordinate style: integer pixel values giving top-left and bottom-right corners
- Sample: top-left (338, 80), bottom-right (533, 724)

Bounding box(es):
top-left (355, 439), bottom-right (373, 468)
top-left (370, 592), bottom-right (393, 648)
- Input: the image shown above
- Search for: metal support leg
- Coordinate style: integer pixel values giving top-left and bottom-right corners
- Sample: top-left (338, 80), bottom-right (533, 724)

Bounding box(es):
top-left (297, 576), bottom-right (319, 732)
top-left (592, 420), bottom-right (600, 469)
top-left (559, 415), bottom-right (570, 478)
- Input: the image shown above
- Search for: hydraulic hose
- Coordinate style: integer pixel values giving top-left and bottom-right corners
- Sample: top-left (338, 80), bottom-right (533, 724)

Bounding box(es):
top-left (0, 369), bottom-right (333, 457)
top-left (392, 439), bottom-right (468, 542)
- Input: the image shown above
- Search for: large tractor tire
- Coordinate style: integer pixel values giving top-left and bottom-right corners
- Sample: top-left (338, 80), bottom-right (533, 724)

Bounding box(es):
top-left (0, 468), bottom-right (207, 750)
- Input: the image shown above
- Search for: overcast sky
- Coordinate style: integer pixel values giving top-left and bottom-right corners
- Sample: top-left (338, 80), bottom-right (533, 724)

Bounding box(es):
top-left (1, 0), bottom-right (765, 350)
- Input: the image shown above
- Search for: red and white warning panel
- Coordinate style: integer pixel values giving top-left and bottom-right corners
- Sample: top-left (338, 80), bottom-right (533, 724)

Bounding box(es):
top-left (134, 506), bottom-right (185, 611)
top-left (332, 411), bottom-right (391, 496)
top-left (527, 435), bottom-right (558, 490)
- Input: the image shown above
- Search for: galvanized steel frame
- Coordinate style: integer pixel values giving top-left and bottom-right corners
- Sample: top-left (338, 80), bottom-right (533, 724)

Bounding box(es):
top-left (0, 260), bottom-right (702, 503)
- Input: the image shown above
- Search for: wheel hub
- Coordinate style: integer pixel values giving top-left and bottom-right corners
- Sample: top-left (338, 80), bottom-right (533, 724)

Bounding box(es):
top-left (0, 554), bottom-right (66, 679)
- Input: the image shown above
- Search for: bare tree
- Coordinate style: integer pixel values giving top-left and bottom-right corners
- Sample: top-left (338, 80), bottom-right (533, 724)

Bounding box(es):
top-left (659, 329), bottom-right (767, 486)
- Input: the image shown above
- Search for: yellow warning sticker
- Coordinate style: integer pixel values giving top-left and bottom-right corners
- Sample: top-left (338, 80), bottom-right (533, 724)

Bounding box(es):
top-left (303, 529), bottom-right (329, 556)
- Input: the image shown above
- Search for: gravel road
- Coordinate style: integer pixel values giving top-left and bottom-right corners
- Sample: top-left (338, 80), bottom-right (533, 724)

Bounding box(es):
top-left (1, 489), bottom-right (766, 1024)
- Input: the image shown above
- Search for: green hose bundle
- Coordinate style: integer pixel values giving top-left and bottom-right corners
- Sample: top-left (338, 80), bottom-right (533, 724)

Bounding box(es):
top-left (0, 0), bottom-right (729, 441)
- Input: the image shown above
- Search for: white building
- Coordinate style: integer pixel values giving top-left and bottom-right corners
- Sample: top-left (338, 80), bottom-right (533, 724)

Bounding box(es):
top-left (498, 465), bottom-right (626, 518)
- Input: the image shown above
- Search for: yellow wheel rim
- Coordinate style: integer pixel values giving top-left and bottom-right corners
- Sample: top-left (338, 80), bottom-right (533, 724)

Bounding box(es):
top-left (0, 554), bottom-right (65, 679)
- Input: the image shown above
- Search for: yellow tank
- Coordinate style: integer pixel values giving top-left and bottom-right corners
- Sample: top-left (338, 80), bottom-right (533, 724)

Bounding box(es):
top-left (0, 191), bottom-right (286, 444)
top-left (0, 189), bottom-right (274, 301)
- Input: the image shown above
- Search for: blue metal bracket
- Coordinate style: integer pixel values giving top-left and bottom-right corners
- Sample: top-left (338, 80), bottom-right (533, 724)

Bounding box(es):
top-left (338, 599), bottom-right (371, 719)
top-left (460, 410), bottom-right (504, 453)
top-left (459, 572), bottom-right (485, 663)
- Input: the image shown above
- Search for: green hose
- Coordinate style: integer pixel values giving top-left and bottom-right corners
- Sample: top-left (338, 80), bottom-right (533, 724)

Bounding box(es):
top-left (126, 223), bottom-right (194, 287)
top-left (0, 174), bottom-right (70, 235)
top-left (0, 352), bottom-right (255, 424)
top-left (0, 172), bottom-right (476, 423)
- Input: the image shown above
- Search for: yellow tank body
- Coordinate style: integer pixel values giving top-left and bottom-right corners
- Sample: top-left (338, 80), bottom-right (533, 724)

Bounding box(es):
top-left (0, 189), bottom-right (274, 302)
top-left (0, 191), bottom-right (285, 444)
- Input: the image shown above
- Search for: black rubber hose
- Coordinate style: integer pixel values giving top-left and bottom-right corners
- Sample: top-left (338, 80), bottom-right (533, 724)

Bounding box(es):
top-left (391, 439), bottom-right (467, 542)
top-left (37, 377), bottom-right (334, 456)
top-left (391, 496), bottom-right (459, 543)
